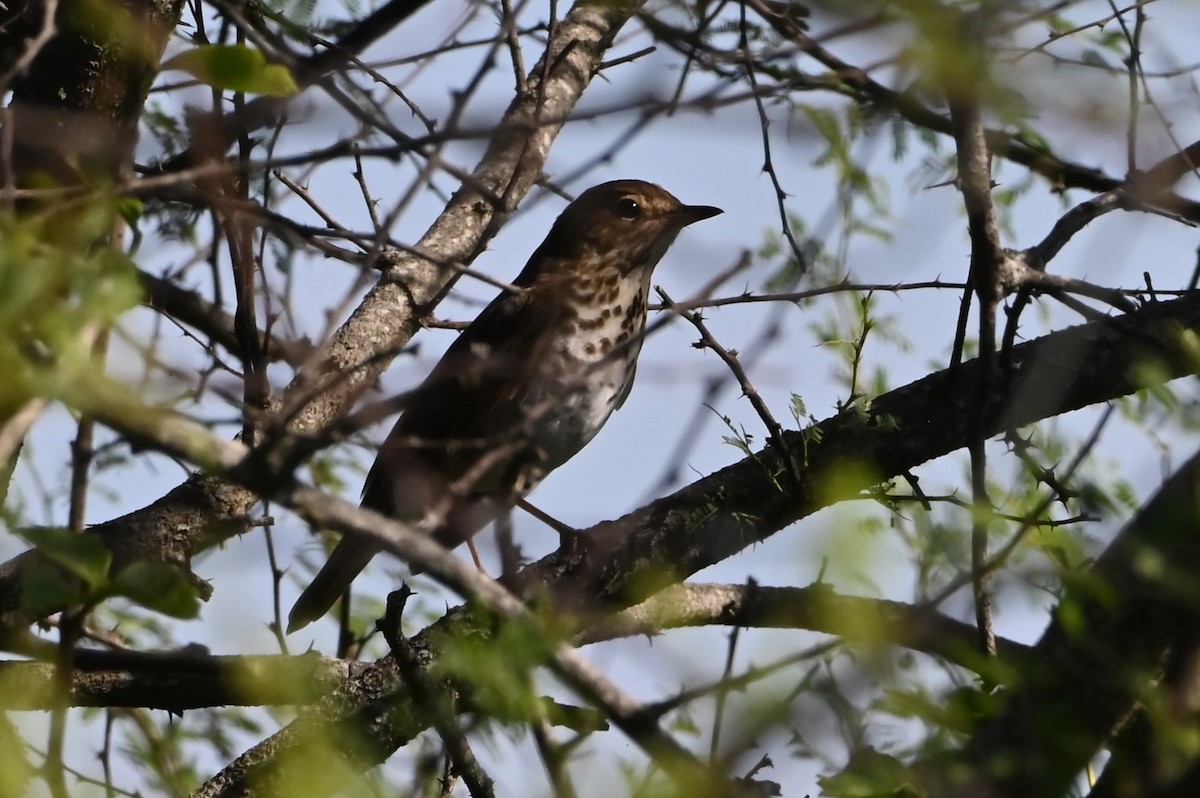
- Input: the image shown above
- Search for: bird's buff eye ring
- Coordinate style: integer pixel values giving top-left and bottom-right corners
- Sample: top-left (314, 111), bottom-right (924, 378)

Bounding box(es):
top-left (615, 197), bottom-right (641, 219)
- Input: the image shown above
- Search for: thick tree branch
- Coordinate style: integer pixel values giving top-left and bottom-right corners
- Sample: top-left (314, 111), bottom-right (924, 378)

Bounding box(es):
top-left (0, 654), bottom-right (365, 711)
top-left (0, 581), bottom-right (1029, 712)
top-left (581, 582), bottom-right (1033, 675)
top-left (522, 294), bottom-right (1200, 610)
top-left (4, 0), bottom-right (184, 187)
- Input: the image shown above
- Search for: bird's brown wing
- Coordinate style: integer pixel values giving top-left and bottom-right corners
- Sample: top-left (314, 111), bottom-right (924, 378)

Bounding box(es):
top-left (360, 284), bottom-right (560, 534)
top-left (288, 287), bottom-right (558, 632)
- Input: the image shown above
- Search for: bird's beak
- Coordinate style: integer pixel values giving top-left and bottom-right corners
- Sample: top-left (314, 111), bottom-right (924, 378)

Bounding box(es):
top-left (672, 204), bottom-right (723, 226)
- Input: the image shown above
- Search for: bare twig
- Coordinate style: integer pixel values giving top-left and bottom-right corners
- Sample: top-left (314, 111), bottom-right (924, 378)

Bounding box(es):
top-left (657, 287), bottom-right (803, 488)
top-left (378, 587), bottom-right (495, 798)
top-left (946, 14), bottom-right (1004, 658)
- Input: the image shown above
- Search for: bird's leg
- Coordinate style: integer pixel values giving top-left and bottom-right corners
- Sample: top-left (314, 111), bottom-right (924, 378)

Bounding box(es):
top-left (495, 507), bottom-right (526, 593)
top-left (517, 498), bottom-right (578, 542)
top-left (466, 539), bottom-right (485, 571)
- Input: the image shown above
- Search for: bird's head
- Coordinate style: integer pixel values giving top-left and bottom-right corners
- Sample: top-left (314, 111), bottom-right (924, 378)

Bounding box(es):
top-left (524, 180), bottom-right (722, 284)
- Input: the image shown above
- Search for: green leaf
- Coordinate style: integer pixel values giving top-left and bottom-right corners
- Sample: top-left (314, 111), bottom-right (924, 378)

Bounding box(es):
top-left (20, 561), bottom-right (87, 615)
top-left (789, 393), bottom-right (807, 424)
top-left (819, 748), bottom-right (920, 798)
top-left (161, 45), bottom-right (299, 97)
top-left (436, 614), bottom-right (555, 723)
top-left (18, 527), bottom-right (111, 589)
top-left (111, 562), bottom-right (201, 619)
top-left (0, 715), bottom-right (31, 796)
top-left (116, 197), bottom-right (144, 225)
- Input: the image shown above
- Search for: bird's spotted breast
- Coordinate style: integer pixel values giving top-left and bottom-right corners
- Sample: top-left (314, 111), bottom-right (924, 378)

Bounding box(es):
top-left (522, 275), bottom-right (649, 468)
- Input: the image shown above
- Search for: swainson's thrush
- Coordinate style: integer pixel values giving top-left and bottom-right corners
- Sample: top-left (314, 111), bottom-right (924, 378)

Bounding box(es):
top-left (288, 180), bottom-right (721, 632)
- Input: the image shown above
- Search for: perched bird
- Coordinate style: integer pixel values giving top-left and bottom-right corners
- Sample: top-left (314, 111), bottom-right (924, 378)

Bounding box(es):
top-left (287, 180), bottom-right (721, 632)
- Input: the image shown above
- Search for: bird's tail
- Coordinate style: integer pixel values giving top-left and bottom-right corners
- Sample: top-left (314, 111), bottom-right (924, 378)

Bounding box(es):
top-left (287, 538), bottom-right (380, 633)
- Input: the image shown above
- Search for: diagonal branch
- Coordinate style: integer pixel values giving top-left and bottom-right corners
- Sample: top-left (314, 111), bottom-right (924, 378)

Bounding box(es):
top-left (523, 294), bottom-right (1200, 613)
top-left (137, 269), bottom-right (314, 366)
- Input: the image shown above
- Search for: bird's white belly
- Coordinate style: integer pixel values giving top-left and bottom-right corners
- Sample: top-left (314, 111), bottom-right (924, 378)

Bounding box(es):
top-left (528, 311), bottom-right (643, 469)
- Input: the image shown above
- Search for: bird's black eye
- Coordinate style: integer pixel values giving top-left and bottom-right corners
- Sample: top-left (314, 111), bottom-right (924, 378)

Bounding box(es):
top-left (615, 197), bottom-right (641, 220)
